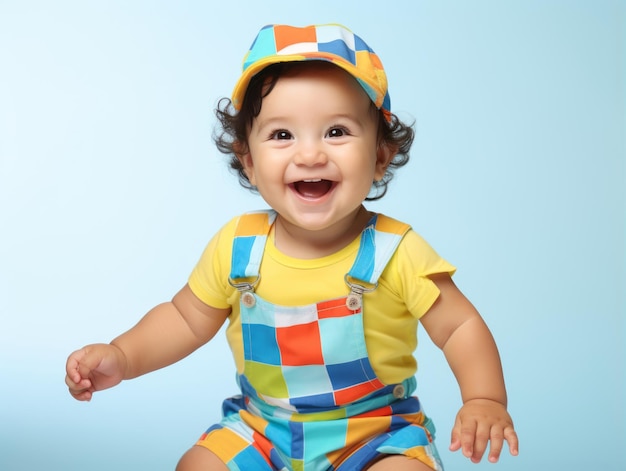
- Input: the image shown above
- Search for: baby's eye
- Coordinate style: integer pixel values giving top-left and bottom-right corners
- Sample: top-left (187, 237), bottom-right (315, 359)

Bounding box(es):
top-left (270, 129), bottom-right (292, 140)
top-left (327, 127), bottom-right (349, 138)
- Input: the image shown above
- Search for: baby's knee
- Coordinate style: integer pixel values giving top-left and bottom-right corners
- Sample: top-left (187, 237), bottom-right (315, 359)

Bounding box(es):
top-left (366, 454), bottom-right (436, 471)
top-left (176, 445), bottom-right (228, 471)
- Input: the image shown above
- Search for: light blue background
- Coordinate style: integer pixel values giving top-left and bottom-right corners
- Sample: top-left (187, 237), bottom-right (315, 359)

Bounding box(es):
top-left (1, 1), bottom-right (624, 469)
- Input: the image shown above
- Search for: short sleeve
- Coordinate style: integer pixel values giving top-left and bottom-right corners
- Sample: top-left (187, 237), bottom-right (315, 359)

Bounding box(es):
top-left (188, 217), bottom-right (239, 309)
top-left (390, 229), bottom-right (456, 319)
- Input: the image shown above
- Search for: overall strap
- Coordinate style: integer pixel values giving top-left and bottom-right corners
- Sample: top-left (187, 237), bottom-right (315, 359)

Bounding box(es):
top-left (229, 210), bottom-right (411, 291)
top-left (229, 209), bottom-right (277, 281)
top-left (347, 213), bottom-right (411, 286)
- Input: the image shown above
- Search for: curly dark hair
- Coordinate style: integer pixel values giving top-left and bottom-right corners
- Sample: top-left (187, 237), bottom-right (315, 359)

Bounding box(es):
top-left (213, 62), bottom-right (414, 200)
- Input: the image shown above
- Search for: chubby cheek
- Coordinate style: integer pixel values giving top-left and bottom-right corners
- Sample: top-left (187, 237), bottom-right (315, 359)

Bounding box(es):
top-left (360, 157), bottom-right (383, 185)
top-left (248, 164), bottom-right (280, 192)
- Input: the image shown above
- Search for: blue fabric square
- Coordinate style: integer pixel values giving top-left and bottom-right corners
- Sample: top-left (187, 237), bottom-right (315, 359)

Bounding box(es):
top-left (390, 395), bottom-right (422, 415)
top-left (269, 448), bottom-right (287, 470)
top-left (289, 421), bottom-right (304, 459)
top-left (349, 222), bottom-right (376, 282)
top-left (265, 421), bottom-right (291, 463)
top-left (283, 365), bottom-right (333, 398)
top-left (377, 424), bottom-right (430, 449)
top-left (302, 420), bottom-right (348, 462)
top-left (242, 323), bottom-right (281, 365)
top-left (354, 34), bottom-right (373, 53)
top-left (337, 433), bottom-right (390, 470)
top-left (231, 445), bottom-right (274, 470)
top-left (318, 39), bottom-right (356, 66)
top-left (319, 316), bottom-right (366, 364)
top-left (326, 359), bottom-right (377, 389)
top-left (231, 236), bottom-right (256, 279)
top-left (290, 391), bottom-right (335, 411)
top-left (244, 26), bottom-right (277, 70)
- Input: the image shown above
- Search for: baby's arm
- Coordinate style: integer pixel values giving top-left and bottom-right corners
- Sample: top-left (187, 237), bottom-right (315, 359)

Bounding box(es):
top-left (420, 273), bottom-right (519, 463)
top-left (65, 284), bottom-right (230, 401)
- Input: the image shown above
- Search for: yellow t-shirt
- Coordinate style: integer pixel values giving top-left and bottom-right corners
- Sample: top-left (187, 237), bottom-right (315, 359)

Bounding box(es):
top-left (188, 213), bottom-right (455, 385)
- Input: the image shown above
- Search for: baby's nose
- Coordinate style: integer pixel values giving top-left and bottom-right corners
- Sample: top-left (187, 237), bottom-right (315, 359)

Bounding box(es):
top-left (293, 141), bottom-right (328, 166)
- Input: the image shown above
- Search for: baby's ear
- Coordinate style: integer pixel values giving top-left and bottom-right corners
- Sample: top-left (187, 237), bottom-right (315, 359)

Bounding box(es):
top-left (234, 142), bottom-right (256, 185)
top-left (374, 142), bottom-right (397, 181)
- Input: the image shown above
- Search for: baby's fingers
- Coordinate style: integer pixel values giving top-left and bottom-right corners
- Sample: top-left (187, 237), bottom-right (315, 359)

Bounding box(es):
top-left (64, 370), bottom-right (92, 400)
top-left (449, 415), bottom-right (463, 452)
top-left (451, 417), bottom-right (482, 460)
top-left (486, 426), bottom-right (505, 463)
top-left (467, 421), bottom-right (491, 463)
top-left (66, 348), bottom-right (92, 378)
top-left (68, 387), bottom-right (94, 401)
top-left (65, 363), bottom-right (87, 387)
top-left (488, 425), bottom-right (519, 462)
top-left (65, 348), bottom-right (99, 400)
top-left (505, 426), bottom-right (520, 457)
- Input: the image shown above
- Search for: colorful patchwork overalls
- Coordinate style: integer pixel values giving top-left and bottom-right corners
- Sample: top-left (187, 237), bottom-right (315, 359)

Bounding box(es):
top-left (197, 210), bottom-right (444, 471)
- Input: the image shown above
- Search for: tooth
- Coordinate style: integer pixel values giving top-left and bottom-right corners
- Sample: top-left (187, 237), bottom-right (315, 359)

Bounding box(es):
top-left (303, 179), bottom-right (322, 182)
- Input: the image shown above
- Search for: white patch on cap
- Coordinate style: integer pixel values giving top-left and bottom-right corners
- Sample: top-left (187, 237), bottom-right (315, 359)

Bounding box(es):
top-left (278, 42), bottom-right (320, 55)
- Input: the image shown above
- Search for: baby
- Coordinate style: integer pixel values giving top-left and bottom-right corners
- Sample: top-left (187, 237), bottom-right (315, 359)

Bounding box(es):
top-left (66, 23), bottom-right (518, 470)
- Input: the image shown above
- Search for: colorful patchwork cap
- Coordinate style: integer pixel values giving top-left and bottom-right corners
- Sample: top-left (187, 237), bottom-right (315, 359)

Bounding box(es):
top-left (231, 24), bottom-right (391, 121)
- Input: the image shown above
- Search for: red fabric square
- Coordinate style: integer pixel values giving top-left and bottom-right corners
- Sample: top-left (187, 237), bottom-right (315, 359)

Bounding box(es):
top-left (317, 298), bottom-right (358, 319)
top-left (251, 431), bottom-right (275, 467)
top-left (334, 379), bottom-right (385, 405)
top-left (276, 321), bottom-right (324, 366)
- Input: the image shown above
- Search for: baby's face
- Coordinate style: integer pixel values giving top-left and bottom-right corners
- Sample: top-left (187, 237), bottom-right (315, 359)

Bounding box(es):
top-left (238, 64), bottom-right (391, 239)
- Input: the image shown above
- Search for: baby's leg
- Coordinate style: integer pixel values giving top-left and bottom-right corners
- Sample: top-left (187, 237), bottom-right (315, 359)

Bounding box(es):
top-left (366, 455), bottom-right (434, 471)
top-left (176, 445), bottom-right (229, 471)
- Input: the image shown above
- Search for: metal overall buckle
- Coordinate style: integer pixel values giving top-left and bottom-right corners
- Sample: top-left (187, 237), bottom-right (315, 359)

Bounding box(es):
top-left (228, 275), bottom-right (260, 308)
top-left (344, 274), bottom-right (377, 311)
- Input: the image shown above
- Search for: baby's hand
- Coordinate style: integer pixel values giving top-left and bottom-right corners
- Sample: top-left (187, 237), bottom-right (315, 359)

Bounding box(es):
top-left (65, 343), bottom-right (127, 401)
top-left (449, 398), bottom-right (519, 463)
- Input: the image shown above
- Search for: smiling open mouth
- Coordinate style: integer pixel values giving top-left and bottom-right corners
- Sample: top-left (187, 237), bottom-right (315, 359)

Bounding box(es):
top-left (291, 179), bottom-right (334, 198)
